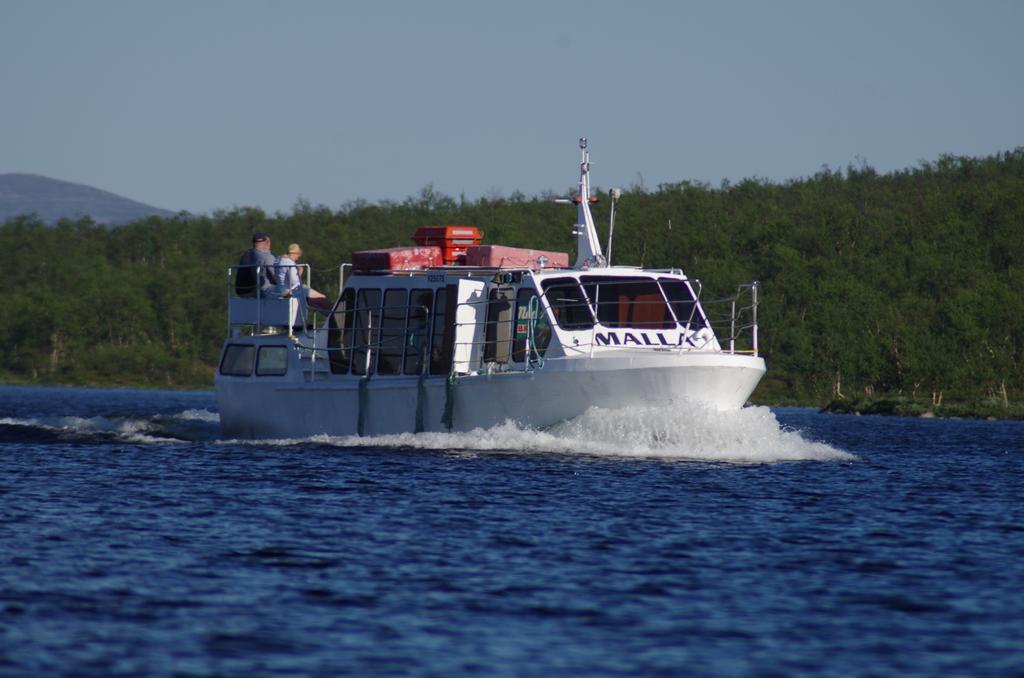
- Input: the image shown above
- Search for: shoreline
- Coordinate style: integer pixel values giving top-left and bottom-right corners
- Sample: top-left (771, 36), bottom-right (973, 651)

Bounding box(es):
top-left (2, 379), bottom-right (1020, 421)
top-left (0, 375), bottom-right (214, 394)
top-left (818, 396), bottom-right (1024, 421)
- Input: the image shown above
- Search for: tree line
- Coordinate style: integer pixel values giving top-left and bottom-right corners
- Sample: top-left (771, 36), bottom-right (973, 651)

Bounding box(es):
top-left (2, 149), bottom-right (1021, 406)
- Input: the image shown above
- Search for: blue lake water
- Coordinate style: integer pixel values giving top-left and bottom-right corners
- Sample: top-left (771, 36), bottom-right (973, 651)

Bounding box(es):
top-left (1, 385), bottom-right (1022, 675)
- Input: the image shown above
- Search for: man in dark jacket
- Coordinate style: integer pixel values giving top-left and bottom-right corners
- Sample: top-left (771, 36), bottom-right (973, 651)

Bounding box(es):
top-left (235, 232), bottom-right (277, 297)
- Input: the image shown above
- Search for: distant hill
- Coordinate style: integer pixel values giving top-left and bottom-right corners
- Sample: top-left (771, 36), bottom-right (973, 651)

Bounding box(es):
top-left (0, 173), bottom-right (176, 225)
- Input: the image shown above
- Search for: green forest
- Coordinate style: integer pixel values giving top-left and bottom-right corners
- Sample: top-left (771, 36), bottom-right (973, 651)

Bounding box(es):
top-left (2, 149), bottom-right (1022, 415)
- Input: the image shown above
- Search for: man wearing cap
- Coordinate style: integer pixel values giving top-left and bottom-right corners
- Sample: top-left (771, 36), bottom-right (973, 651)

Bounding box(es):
top-left (235, 232), bottom-right (277, 297)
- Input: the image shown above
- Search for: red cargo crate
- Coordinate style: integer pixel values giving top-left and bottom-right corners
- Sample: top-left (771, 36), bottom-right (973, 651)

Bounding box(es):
top-left (351, 246), bottom-right (442, 272)
top-left (464, 245), bottom-right (569, 270)
top-left (412, 226), bottom-right (483, 265)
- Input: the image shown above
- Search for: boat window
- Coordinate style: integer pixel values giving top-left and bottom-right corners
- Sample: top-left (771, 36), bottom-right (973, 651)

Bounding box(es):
top-left (219, 344), bottom-right (255, 376)
top-left (352, 289), bottom-right (382, 376)
top-left (404, 289), bottom-right (434, 375)
top-left (512, 289), bottom-right (551, 363)
top-left (659, 278), bottom-right (708, 329)
top-left (377, 289), bottom-right (408, 375)
top-left (483, 287), bottom-right (515, 364)
top-left (580, 276), bottom-right (675, 330)
top-left (255, 345), bottom-right (289, 376)
top-left (328, 288), bottom-right (355, 374)
top-left (429, 285), bottom-right (456, 375)
top-left (540, 278), bottom-right (595, 330)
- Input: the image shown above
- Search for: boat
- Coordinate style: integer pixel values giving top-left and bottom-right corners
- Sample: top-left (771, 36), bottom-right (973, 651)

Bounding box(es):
top-left (215, 139), bottom-right (765, 438)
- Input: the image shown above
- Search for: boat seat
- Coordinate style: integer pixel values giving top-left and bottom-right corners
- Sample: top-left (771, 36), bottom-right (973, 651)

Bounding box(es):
top-left (229, 295), bottom-right (299, 327)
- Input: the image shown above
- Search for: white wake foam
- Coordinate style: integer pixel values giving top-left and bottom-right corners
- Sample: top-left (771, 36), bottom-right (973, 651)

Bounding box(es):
top-left (241, 403), bottom-right (853, 464)
top-left (4, 402), bottom-right (849, 463)
top-left (174, 408), bottom-right (220, 423)
top-left (0, 408), bottom-right (221, 444)
top-left (0, 415), bottom-right (178, 443)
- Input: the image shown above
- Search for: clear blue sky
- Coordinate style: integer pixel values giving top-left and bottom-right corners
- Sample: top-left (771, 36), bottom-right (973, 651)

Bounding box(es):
top-left (2, 0), bottom-right (1021, 214)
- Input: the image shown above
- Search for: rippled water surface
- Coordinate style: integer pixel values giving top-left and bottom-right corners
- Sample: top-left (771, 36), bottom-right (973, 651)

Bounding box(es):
top-left (1, 385), bottom-right (1022, 675)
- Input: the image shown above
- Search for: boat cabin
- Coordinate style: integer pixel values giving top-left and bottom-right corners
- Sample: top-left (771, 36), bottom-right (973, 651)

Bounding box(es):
top-left (223, 250), bottom-right (726, 382)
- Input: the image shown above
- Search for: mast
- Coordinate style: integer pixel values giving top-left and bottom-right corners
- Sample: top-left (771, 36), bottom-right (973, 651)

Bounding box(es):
top-left (573, 138), bottom-right (606, 269)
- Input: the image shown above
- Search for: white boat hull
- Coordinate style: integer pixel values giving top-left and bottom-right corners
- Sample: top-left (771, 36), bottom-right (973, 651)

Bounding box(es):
top-left (216, 352), bottom-right (766, 439)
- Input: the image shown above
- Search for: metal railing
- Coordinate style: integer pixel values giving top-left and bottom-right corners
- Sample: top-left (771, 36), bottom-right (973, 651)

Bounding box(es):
top-left (226, 263), bottom-right (319, 335)
top-left (270, 293), bottom-right (543, 381)
top-left (729, 283), bottom-right (759, 355)
top-left (531, 277), bottom-right (759, 358)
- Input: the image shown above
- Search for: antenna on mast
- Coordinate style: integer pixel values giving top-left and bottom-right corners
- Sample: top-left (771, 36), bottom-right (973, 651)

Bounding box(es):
top-left (571, 137), bottom-right (606, 269)
top-left (606, 188), bottom-right (621, 265)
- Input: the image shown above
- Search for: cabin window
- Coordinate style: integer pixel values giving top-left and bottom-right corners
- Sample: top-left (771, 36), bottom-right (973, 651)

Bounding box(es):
top-left (377, 289), bottom-right (408, 375)
top-left (540, 278), bottom-right (595, 330)
top-left (256, 345), bottom-right (289, 376)
top-left (404, 289), bottom-right (433, 375)
top-left (580, 276), bottom-right (675, 330)
top-left (328, 288), bottom-right (356, 374)
top-left (352, 289), bottom-right (382, 376)
top-left (512, 289), bottom-right (551, 362)
top-left (483, 287), bottom-right (515, 363)
top-left (658, 278), bottom-right (708, 329)
top-left (219, 344), bottom-right (255, 376)
top-left (430, 285), bottom-right (456, 375)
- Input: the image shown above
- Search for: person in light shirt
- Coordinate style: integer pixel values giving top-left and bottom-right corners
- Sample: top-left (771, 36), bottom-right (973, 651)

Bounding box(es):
top-left (273, 243), bottom-right (333, 313)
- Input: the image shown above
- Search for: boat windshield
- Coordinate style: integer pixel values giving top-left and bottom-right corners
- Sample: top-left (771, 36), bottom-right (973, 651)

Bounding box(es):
top-left (580, 276), bottom-right (675, 330)
top-left (540, 278), bottom-right (595, 329)
top-left (658, 278), bottom-right (708, 329)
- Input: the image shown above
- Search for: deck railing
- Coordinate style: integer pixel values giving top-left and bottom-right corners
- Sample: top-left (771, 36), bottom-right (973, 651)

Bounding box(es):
top-left (226, 263), bottom-right (318, 335)
top-left (532, 277), bottom-right (759, 359)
